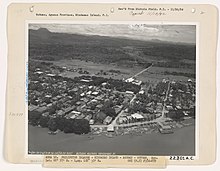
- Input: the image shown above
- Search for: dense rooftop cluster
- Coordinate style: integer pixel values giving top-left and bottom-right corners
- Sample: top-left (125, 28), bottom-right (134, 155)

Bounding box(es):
top-left (28, 60), bottom-right (195, 134)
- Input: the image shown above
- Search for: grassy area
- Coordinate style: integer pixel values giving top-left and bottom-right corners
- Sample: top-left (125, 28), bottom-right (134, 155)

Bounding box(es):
top-left (29, 28), bottom-right (195, 71)
top-left (51, 59), bottom-right (147, 81)
top-left (40, 58), bottom-right (195, 84)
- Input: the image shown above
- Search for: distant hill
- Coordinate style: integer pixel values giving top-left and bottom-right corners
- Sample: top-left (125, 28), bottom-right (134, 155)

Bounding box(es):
top-left (29, 28), bottom-right (196, 68)
top-left (31, 28), bottom-right (51, 40)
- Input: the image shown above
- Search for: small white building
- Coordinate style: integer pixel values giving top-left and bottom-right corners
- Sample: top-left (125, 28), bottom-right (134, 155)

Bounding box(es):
top-left (90, 99), bottom-right (98, 103)
top-left (89, 119), bottom-right (95, 125)
top-left (80, 93), bottom-right (85, 97)
top-left (125, 77), bottom-right (134, 83)
top-left (176, 105), bottom-right (182, 110)
top-left (47, 74), bottom-right (56, 77)
top-left (34, 71), bottom-right (43, 75)
top-left (107, 125), bottom-right (115, 132)
top-left (166, 105), bottom-right (173, 110)
top-left (86, 91), bottom-right (92, 95)
top-left (103, 116), bottom-right (113, 125)
top-left (102, 82), bottom-right (107, 86)
top-left (133, 80), bottom-right (142, 86)
top-left (131, 113), bottom-right (144, 120)
top-left (71, 111), bottom-right (81, 115)
top-left (139, 90), bottom-right (145, 94)
top-left (92, 91), bottom-right (99, 96)
top-left (126, 91), bottom-right (134, 95)
top-left (46, 103), bottom-right (52, 107)
top-left (80, 79), bottom-right (91, 83)
top-left (178, 89), bottom-right (184, 93)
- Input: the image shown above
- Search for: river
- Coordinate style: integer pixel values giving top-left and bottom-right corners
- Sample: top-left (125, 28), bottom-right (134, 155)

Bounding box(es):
top-left (28, 125), bottom-right (195, 156)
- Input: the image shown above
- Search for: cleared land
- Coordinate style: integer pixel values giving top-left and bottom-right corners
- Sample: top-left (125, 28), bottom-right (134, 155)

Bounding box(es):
top-left (29, 28), bottom-right (196, 83)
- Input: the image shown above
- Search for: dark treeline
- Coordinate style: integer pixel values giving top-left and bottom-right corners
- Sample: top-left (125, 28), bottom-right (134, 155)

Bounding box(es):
top-left (142, 44), bottom-right (195, 61)
top-left (166, 107), bottom-right (195, 121)
top-left (164, 71), bottom-right (195, 78)
top-left (29, 111), bottom-right (90, 134)
top-left (155, 61), bottom-right (195, 69)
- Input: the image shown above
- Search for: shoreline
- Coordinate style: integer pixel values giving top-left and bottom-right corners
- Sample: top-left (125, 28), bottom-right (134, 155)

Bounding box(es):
top-left (28, 125), bottom-right (195, 156)
top-left (28, 118), bottom-right (195, 156)
top-left (89, 117), bottom-right (195, 138)
top-left (29, 117), bottom-right (195, 138)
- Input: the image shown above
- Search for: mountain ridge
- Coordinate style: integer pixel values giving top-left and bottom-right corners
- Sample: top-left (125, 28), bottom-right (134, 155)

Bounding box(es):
top-left (29, 28), bottom-right (195, 46)
top-left (28, 27), bottom-right (196, 67)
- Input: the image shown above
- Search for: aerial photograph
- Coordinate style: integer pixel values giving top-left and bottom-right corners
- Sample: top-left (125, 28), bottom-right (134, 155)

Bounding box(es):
top-left (28, 23), bottom-right (196, 156)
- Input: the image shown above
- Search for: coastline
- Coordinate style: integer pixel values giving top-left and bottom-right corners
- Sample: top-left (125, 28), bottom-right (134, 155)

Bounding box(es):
top-left (90, 117), bottom-right (195, 137)
top-left (28, 118), bottom-right (195, 156)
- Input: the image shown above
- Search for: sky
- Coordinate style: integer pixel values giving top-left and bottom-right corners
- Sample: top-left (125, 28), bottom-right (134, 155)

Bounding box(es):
top-left (29, 24), bottom-right (196, 44)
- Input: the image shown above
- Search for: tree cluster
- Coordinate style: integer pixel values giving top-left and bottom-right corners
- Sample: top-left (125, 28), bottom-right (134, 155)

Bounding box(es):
top-left (164, 71), bottom-right (195, 78)
top-left (101, 100), bottom-right (117, 118)
top-left (154, 82), bottom-right (168, 96)
top-left (29, 111), bottom-right (90, 134)
top-left (171, 83), bottom-right (187, 92)
top-left (166, 110), bottom-right (184, 121)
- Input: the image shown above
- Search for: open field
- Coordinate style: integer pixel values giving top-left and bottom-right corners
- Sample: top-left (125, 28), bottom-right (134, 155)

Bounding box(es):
top-left (139, 66), bottom-right (195, 82)
top-left (32, 58), bottom-right (195, 85)
top-left (43, 59), bottom-right (152, 81)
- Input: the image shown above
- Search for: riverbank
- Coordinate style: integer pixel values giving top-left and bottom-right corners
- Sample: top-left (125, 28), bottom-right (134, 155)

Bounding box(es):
top-left (90, 117), bottom-right (195, 137)
top-left (28, 121), bottom-right (195, 155)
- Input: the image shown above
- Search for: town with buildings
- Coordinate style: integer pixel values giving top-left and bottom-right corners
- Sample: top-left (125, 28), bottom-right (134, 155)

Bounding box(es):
top-left (27, 24), bottom-right (197, 156)
top-left (28, 59), bottom-right (196, 137)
